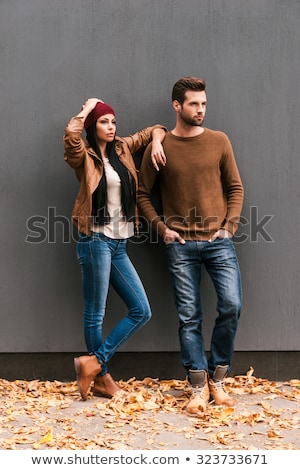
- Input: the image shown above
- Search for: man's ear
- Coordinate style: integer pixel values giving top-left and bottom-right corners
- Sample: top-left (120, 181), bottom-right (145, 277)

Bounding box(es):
top-left (172, 100), bottom-right (181, 111)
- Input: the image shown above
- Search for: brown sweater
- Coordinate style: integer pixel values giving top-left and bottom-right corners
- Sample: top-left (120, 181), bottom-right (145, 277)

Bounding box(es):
top-left (137, 129), bottom-right (244, 241)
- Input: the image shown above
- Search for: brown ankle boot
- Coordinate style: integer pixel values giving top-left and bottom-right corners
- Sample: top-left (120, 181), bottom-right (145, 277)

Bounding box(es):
top-left (74, 355), bottom-right (102, 401)
top-left (91, 372), bottom-right (122, 398)
top-left (186, 370), bottom-right (210, 414)
top-left (208, 365), bottom-right (235, 406)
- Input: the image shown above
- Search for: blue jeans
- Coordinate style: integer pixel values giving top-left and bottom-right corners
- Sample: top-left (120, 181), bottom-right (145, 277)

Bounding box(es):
top-left (166, 238), bottom-right (242, 378)
top-left (76, 232), bottom-right (151, 375)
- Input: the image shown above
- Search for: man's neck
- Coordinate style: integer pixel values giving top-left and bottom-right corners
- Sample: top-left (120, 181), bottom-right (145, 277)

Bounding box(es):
top-left (171, 123), bottom-right (205, 138)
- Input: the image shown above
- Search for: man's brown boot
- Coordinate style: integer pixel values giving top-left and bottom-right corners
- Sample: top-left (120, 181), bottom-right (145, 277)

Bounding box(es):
top-left (92, 372), bottom-right (122, 398)
top-left (186, 370), bottom-right (210, 414)
top-left (74, 355), bottom-right (102, 401)
top-left (208, 365), bottom-right (235, 406)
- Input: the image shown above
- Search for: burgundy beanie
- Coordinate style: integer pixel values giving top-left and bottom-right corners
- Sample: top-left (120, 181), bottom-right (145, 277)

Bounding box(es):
top-left (84, 102), bottom-right (116, 130)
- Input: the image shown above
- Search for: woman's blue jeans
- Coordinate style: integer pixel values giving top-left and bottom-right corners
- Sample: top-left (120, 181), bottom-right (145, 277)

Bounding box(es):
top-left (166, 238), bottom-right (242, 378)
top-left (76, 232), bottom-right (151, 375)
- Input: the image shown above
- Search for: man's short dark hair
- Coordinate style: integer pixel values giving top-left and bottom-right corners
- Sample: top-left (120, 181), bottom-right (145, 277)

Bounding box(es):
top-left (172, 76), bottom-right (206, 105)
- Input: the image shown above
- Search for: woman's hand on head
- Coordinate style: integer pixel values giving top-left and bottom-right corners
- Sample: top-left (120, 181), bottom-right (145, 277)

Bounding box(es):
top-left (81, 98), bottom-right (104, 112)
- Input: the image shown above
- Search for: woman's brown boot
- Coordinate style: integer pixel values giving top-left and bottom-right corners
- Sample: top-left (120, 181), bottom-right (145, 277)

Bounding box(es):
top-left (92, 372), bottom-right (122, 398)
top-left (74, 355), bottom-right (102, 401)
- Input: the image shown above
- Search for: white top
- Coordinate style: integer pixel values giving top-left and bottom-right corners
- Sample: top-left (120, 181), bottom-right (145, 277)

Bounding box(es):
top-left (91, 156), bottom-right (134, 239)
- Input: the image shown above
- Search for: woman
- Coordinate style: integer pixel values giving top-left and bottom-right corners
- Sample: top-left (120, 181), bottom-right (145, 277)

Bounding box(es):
top-left (64, 98), bottom-right (166, 400)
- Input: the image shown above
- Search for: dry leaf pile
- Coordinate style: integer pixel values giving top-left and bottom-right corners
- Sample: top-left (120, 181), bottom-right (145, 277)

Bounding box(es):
top-left (0, 367), bottom-right (299, 450)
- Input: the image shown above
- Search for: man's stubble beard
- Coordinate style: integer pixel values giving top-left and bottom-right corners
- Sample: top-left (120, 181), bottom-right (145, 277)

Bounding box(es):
top-left (180, 110), bottom-right (204, 127)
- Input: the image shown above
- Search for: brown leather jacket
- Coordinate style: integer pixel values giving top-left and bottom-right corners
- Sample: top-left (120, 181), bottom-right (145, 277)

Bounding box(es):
top-left (63, 116), bottom-right (166, 236)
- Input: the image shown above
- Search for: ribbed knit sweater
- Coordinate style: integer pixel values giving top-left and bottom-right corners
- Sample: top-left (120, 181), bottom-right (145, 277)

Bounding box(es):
top-left (137, 129), bottom-right (244, 241)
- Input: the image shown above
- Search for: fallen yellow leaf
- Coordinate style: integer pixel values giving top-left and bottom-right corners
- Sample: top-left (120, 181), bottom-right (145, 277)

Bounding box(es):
top-left (38, 430), bottom-right (53, 444)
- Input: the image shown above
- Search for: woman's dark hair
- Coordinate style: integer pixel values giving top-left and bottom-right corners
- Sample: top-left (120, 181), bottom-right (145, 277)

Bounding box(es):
top-left (86, 122), bottom-right (136, 225)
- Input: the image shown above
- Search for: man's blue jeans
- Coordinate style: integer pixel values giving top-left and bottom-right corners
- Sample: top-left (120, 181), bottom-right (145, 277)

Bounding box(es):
top-left (166, 238), bottom-right (242, 378)
top-left (76, 232), bottom-right (151, 375)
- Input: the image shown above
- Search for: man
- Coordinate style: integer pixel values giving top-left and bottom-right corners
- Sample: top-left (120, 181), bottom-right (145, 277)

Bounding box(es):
top-left (138, 77), bottom-right (244, 414)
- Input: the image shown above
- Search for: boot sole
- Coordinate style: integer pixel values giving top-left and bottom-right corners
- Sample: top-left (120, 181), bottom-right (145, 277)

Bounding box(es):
top-left (74, 357), bottom-right (88, 401)
top-left (92, 389), bottom-right (113, 399)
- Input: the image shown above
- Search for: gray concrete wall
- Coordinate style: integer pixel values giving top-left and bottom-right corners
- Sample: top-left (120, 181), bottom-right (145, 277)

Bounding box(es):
top-left (0, 0), bottom-right (299, 357)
